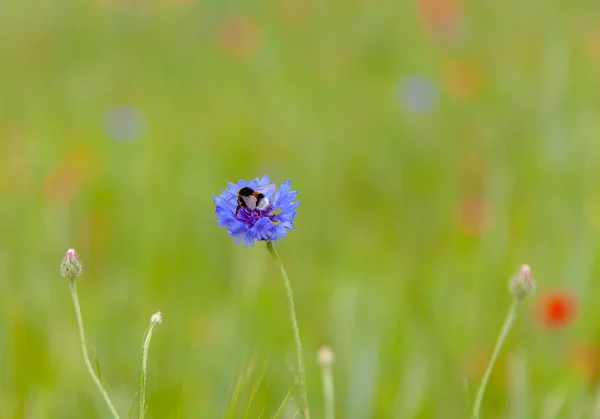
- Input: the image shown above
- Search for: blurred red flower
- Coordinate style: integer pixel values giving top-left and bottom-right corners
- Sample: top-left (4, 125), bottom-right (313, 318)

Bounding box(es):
top-left (416, 0), bottom-right (461, 35)
top-left (535, 288), bottom-right (578, 329)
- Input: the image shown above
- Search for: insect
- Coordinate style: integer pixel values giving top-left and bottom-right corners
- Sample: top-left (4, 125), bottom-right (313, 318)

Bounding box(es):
top-left (235, 183), bottom-right (276, 217)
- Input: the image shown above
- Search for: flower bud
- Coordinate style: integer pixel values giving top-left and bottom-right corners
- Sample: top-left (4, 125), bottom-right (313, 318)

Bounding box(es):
top-left (60, 248), bottom-right (82, 279)
top-left (151, 311), bottom-right (163, 326)
top-left (509, 264), bottom-right (535, 301)
top-left (317, 346), bottom-right (335, 367)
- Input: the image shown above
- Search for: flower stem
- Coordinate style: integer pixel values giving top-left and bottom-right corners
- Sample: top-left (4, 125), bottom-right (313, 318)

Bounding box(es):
top-left (266, 241), bottom-right (310, 419)
top-left (68, 277), bottom-right (120, 419)
top-left (320, 361), bottom-right (334, 419)
top-left (472, 300), bottom-right (520, 419)
top-left (139, 317), bottom-right (160, 419)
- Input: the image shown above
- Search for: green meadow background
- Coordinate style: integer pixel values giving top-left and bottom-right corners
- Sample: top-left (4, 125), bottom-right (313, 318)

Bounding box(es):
top-left (2, 0), bottom-right (600, 418)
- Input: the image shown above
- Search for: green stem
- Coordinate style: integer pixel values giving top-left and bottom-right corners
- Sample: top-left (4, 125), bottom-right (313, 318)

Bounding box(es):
top-left (463, 377), bottom-right (474, 417)
top-left (266, 241), bottom-right (310, 419)
top-left (68, 278), bottom-right (120, 419)
top-left (472, 300), bottom-right (520, 419)
top-left (321, 363), bottom-right (334, 419)
top-left (139, 319), bottom-right (159, 419)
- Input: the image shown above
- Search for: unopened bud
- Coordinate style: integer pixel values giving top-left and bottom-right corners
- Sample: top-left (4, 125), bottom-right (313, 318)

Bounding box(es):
top-left (510, 264), bottom-right (535, 301)
top-left (151, 311), bottom-right (162, 326)
top-left (60, 248), bottom-right (82, 279)
top-left (317, 346), bottom-right (335, 367)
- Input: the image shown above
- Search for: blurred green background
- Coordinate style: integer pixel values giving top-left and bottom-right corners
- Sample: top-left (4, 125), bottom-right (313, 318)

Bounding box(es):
top-left (2, 0), bottom-right (600, 417)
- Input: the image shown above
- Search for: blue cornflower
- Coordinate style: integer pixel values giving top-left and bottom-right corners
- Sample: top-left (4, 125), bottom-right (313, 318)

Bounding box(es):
top-left (214, 175), bottom-right (299, 247)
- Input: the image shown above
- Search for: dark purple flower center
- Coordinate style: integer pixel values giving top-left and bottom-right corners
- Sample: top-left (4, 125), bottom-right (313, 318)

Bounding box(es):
top-left (236, 204), bottom-right (277, 228)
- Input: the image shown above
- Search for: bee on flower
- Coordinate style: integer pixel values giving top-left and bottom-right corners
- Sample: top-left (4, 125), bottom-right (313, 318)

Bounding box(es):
top-left (213, 175), bottom-right (299, 247)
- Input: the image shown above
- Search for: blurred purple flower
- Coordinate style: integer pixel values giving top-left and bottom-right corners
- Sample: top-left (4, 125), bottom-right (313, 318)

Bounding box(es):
top-left (397, 76), bottom-right (438, 114)
top-left (104, 106), bottom-right (145, 141)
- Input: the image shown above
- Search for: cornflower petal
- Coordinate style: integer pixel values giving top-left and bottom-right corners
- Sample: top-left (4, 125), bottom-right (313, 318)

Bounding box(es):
top-left (214, 175), bottom-right (299, 246)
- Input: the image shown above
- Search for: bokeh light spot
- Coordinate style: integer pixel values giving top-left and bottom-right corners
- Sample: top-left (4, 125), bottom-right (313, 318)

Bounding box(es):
top-left (569, 340), bottom-right (600, 384)
top-left (443, 59), bottom-right (483, 100)
top-left (397, 76), bottom-right (439, 114)
top-left (417, 0), bottom-right (462, 35)
top-left (217, 16), bottom-right (262, 59)
top-left (457, 196), bottom-right (492, 236)
top-left (586, 26), bottom-right (600, 78)
top-left (43, 148), bottom-right (98, 205)
top-left (104, 105), bottom-right (145, 142)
